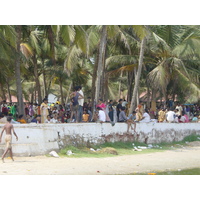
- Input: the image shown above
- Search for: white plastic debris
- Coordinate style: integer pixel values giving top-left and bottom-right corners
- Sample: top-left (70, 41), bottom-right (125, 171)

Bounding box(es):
top-left (67, 150), bottom-right (74, 156)
top-left (49, 151), bottom-right (59, 158)
top-left (132, 143), bottom-right (135, 146)
top-left (133, 147), bottom-right (142, 151)
top-left (90, 148), bottom-right (96, 152)
top-left (96, 149), bottom-right (100, 151)
top-left (178, 169), bottom-right (182, 172)
top-left (138, 146), bottom-right (147, 149)
top-left (148, 144), bottom-right (153, 148)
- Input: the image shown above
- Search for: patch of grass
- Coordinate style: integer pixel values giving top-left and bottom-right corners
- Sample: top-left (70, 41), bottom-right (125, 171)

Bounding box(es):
top-left (130, 168), bottom-right (200, 175)
top-left (58, 134), bottom-right (200, 158)
top-left (59, 141), bottom-right (164, 158)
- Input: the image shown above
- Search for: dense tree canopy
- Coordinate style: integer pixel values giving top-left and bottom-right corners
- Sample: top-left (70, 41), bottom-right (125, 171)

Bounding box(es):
top-left (0, 25), bottom-right (200, 115)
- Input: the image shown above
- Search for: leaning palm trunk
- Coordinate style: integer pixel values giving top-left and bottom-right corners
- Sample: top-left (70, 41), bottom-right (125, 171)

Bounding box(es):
top-left (33, 55), bottom-right (42, 104)
top-left (65, 81), bottom-right (72, 104)
top-left (129, 37), bottom-right (146, 115)
top-left (15, 25), bottom-right (25, 116)
top-left (94, 25), bottom-right (107, 103)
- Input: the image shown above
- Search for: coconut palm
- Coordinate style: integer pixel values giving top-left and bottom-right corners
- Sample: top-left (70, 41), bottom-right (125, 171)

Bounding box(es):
top-left (147, 25), bottom-right (200, 104)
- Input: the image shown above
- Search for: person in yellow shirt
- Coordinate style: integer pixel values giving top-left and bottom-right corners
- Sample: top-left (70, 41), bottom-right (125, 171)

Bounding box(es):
top-left (82, 110), bottom-right (89, 122)
top-left (17, 115), bottom-right (27, 123)
top-left (158, 108), bottom-right (166, 122)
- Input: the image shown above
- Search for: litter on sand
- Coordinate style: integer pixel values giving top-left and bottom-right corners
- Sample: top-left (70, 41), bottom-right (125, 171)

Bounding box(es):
top-left (67, 150), bottom-right (74, 156)
top-left (133, 147), bottom-right (142, 151)
top-left (90, 148), bottom-right (96, 152)
top-left (49, 151), bottom-right (59, 158)
top-left (137, 146), bottom-right (147, 149)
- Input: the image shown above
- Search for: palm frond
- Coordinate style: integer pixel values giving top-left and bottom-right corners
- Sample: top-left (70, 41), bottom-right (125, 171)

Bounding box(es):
top-left (20, 43), bottom-right (33, 58)
top-left (147, 63), bottom-right (170, 94)
top-left (132, 25), bottom-right (147, 40)
top-left (64, 45), bottom-right (82, 76)
top-left (74, 25), bottom-right (88, 55)
top-left (107, 64), bottom-right (137, 76)
top-left (60, 25), bottom-right (75, 46)
top-left (106, 55), bottom-right (137, 69)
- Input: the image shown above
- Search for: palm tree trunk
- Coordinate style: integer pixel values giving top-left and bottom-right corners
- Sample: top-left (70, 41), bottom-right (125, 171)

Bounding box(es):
top-left (146, 84), bottom-right (150, 108)
top-left (94, 25), bottom-right (107, 103)
top-left (33, 55), bottom-right (42, 104)
top-left (59, 79), bottom-right (64, 105)
top-left (0, 83), bottom-right (6, 101)
top-left (118, 71), bottom-right (122, 100)
top-left (15, 25), bottom-right (25, 116)
top-left (42, 59), bottom-right (47, 97)
top-left (129, 37), bottom-right (146, 115)
top-left (127, 71), bottom-right (134, 102)
top-left (91, 51), bottom-right (99, 114)
top-left (65, 81), bottom-right (72, 104)
top-left (100, 48), bottom-right (107, 100)
top-left (6, 81), bottom-right (12, 103)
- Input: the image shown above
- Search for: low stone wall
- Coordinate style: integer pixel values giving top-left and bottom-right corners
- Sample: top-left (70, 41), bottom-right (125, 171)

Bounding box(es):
top-left (0, 122), bottom-right (200, 156)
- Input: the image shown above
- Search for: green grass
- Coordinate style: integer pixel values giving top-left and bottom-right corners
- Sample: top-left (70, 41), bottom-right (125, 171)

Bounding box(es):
top-left (58, 134), bottom-right (200, 158)
top-left (130, 168), bottom-right (200, 175)
top-left (58, 141), bottom-right (165, 158)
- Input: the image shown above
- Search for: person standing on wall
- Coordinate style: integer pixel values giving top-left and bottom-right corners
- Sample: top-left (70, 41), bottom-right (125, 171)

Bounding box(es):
top-left (77, 86), bottom-right (84, 123)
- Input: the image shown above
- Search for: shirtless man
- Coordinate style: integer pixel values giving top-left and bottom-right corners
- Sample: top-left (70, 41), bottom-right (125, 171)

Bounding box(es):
top-left (0, 117), bottom-right (18, 163)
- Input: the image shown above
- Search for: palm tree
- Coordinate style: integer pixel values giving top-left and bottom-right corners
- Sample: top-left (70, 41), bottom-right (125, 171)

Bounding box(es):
top-left (15, 25), bottom-right (25, 116)
top-left (147, 25), bottom-right (200, 104)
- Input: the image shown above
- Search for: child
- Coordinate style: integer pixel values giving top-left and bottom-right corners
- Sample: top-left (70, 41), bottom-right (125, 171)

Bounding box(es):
top-left (0, 117), bottom-right (18, 163)
top-left (82, 110), bottom-right (89, 122)
top-left (45, 115), bottom-right (51, 123)
top-left (17, 115), bottom-right (27, 124)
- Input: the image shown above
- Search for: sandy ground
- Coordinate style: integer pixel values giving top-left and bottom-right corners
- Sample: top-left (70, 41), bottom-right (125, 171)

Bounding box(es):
top-left (1, 145), bottom-right (200, 175)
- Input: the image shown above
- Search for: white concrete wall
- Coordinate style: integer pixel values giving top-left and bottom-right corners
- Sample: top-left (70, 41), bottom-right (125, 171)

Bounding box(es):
top-left (0, 122), bottom-right (200, 156)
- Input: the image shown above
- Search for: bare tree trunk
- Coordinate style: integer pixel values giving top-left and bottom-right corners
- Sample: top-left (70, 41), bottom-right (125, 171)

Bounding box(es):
top-left (91, 51), bottom-right (99, 114)
top-left (59, 79), bottom-right (64, 105)
top-left (129, 37), bottom-right (146, 115)
top-left (15, 25), bottom-right (25, 116)
top-left (103, 74), bottom-right (109, 101)
top-left (127, 71), bottom-right (134, 102)
top-left (94, 25), bottom-right (107, 103)
top-left (0, 84), bottom-right (6, 101)
top-left (100, 48), bottom-right (107, 100)
top-left (33, 55), bottom-right (42, 104)
top-left (65, 81), bottom-right (72, 104)
top-left (118, 71), bottom-right (122, 100)
top-left (146, 84), bottom-right (150, 109)
top-left (6, 81), bottom-right (12, 103)
top-left (42, 59), bottom-right (47, 97)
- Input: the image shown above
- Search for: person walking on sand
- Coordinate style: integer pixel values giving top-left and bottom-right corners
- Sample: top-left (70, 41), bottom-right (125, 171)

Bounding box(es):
top-left (0, 117), bottom-right (18, 163)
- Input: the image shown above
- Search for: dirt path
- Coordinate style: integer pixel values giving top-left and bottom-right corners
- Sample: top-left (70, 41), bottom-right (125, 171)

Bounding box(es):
top-left (1, 146), bottom-right (200, 175)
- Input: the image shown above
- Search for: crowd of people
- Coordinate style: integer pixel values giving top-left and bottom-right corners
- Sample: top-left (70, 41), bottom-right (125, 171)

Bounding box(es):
top-left (0, 86), bottom-right (199, 125)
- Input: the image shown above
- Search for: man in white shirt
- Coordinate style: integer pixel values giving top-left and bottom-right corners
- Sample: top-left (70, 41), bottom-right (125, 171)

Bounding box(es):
top-left (166, 109), bottom-right (176, 123)
top-left (176, 103), bottom-right (183, 116)
top-left (77, 86), bottom-right (84, 122)
top-left (50, 114), bottom-right (58, 123)
top-left (140, 109), bottom-right (151, 123)
top-left (96, 107), bottom-right (106, 123)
